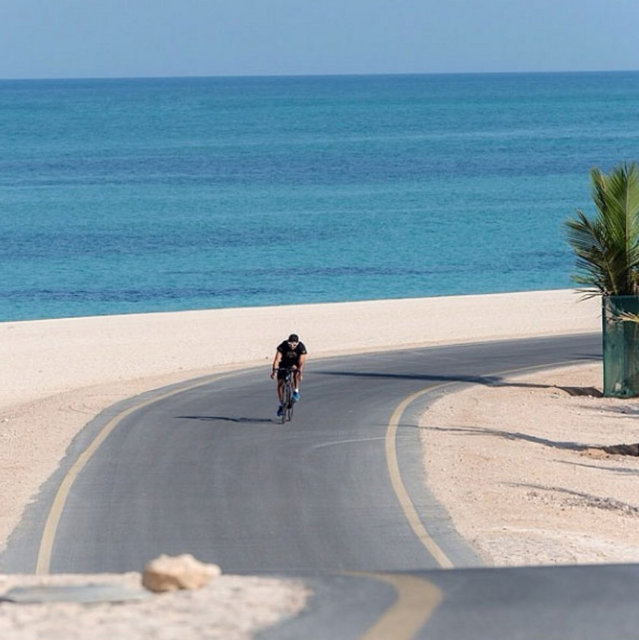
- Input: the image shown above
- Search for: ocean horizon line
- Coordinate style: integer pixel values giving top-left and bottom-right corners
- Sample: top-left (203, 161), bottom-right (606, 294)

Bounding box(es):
top-left (2, 68), bottom-right (639, 84)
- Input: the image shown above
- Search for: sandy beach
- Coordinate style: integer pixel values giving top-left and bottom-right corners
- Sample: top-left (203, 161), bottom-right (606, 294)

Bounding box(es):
top-left (2, 288), bottom-right (624, 637)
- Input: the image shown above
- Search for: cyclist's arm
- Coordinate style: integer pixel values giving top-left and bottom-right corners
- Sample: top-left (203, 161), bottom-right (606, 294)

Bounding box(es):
top-left (297, 353), bottom-right (307, 378)
top-left (270, 351), bottom-right (282, 378)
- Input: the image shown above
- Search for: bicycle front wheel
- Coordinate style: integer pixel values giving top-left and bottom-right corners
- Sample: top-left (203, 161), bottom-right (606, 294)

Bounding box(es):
top-left (281, 384), bottom-right (292, 424)
top-left (285, 396), bottom-right (294, 422)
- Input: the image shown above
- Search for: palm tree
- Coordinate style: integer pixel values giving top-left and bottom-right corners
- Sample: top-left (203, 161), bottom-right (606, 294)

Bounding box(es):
top-left (565, 162), bottom-right (639, 396)
top-left (565, 162), bottom-right (639, 296)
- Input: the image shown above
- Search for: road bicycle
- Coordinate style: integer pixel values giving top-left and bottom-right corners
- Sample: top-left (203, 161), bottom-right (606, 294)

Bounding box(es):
top-left (277, 367), bottom-right (295, 423)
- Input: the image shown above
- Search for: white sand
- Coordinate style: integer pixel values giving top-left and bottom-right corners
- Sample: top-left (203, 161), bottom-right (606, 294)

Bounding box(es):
top-left (0, 572), bottom-right (308, 640)
top-left (0, 289), bottom-right (606, 636)
top-left (422, 361), bottom-right (639, 566)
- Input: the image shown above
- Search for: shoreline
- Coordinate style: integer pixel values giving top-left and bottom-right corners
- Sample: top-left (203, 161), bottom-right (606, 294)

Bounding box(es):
top-left (0, 289), bottom-right (599, 407)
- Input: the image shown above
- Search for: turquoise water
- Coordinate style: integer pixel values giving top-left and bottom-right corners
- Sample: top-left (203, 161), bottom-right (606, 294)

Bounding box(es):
top-left (2, 72), bottom-right (639, 321)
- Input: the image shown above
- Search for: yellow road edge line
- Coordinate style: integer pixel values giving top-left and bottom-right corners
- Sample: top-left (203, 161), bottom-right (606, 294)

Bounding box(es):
top-left (35, 372), bottom-right (233, 574)
top-left (384, 358), bottom-right (586, 570)
top-left (352, 572), bottom-right (443, 640)
top-left (385, 385), bottom-right (455, 569)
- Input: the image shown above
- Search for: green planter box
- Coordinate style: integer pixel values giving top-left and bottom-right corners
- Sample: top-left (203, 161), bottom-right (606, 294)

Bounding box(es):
top-left (602, 296), bottom-right (639, 397)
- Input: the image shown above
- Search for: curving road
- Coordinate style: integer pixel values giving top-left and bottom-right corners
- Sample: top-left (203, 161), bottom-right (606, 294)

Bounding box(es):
top-left (17, 332), bottom-right (639, 639)
top-left (2, 332), bottom-right (601, 576)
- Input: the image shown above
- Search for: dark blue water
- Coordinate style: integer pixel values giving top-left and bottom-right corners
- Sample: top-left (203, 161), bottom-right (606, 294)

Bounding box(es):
top-left (2, 72), bottom-right (639, 321)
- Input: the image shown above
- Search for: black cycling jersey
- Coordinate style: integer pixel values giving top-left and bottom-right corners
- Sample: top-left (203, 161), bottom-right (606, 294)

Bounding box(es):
top-left (277, 340), bottom-right (307, 368)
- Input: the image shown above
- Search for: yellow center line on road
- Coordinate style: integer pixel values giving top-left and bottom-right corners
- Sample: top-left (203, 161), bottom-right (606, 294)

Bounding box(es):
top-left (354, 572), bottom-right (444, 640)
top-left (35, 372), bottom-right (234, 574)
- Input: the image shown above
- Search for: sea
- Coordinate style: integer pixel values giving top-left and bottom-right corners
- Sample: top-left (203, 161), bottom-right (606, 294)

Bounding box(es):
top-left (2, 71), bottom-right (639, 322)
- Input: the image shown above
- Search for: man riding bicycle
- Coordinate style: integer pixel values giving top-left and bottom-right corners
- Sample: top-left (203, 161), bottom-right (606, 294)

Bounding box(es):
top-left (270, 334), bottom-right (307, 417)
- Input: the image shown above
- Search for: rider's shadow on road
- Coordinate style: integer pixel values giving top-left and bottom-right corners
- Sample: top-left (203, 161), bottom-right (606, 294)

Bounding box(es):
top-left (176, 415), bottom-right (275, 425)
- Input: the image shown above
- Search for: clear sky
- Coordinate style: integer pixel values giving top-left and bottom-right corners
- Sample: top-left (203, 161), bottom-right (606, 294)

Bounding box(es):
top-left (1, 0), bottom-right (638, 80)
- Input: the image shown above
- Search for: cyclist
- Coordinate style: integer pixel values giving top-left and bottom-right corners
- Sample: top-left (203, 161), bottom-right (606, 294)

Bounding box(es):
top-left (270, 334), bottom-right (308, 417)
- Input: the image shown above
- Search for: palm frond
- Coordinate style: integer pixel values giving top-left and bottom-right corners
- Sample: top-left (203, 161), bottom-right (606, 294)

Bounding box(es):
top-left (615, 311), bottom-right (639, 325)
top-left (565, 162), bottom-right (639, 296)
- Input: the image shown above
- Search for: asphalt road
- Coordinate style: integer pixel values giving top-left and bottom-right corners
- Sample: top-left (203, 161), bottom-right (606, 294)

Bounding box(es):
top-left (10, 331), bottom-right (639, 640)
top-left (2, 332), bottom-right (600, 575)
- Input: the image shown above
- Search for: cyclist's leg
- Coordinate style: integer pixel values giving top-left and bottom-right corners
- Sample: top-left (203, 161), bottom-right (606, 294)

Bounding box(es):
top-left (275, 373), bottom-right (286, 417)
top-left (292, 370), bottom-right (301, 401)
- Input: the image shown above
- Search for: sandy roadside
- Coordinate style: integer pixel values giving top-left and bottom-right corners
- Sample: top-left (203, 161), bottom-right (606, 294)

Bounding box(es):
top-left (0, 290), bottom-right (602, 637)
top-left (422, 361), bottom-right (639, 567)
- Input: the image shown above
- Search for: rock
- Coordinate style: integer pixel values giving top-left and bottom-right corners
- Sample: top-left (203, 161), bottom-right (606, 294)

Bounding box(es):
top-left (142, 554), bottom-right (221, 593)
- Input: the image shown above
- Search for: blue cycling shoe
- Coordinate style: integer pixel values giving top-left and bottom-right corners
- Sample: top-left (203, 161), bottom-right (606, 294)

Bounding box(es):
top-left (276, 405), bottom-right (283, 417)
top-left (292, 391), bottom-right (300, 402)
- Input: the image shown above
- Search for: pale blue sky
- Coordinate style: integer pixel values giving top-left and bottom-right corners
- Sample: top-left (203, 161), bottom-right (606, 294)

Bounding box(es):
top-left (1, 0), bottom-right (637, 79)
